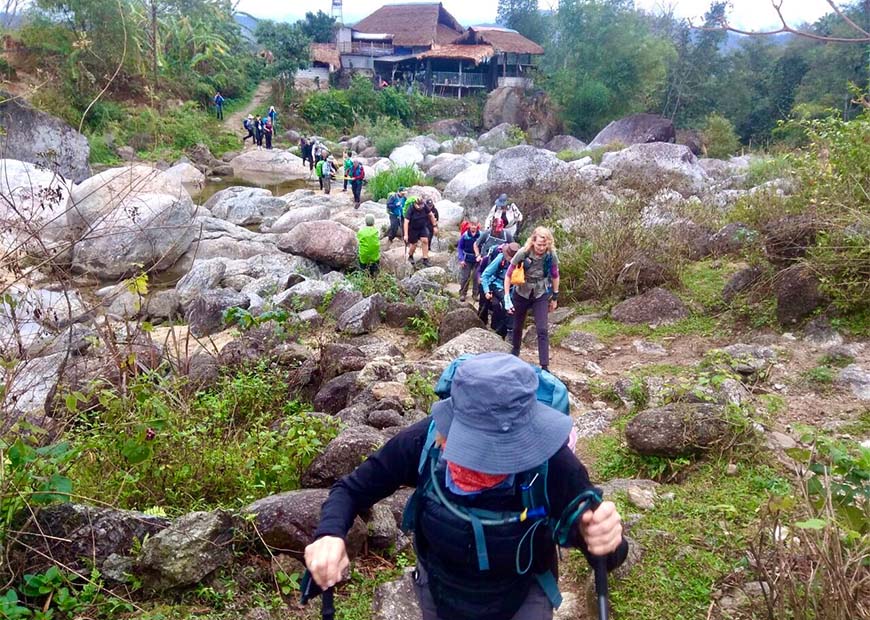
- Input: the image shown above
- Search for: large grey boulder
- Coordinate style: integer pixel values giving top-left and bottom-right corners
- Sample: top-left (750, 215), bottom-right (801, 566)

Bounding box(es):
top-left (716, 343), bottom-right (777, 377)
top-left (427, 154), bottom-right (472, 184)
top-left (136, 510), bottom-right (233, 590)
top-left (277, 220), bottom-right (357, 268)
top-left (245, 489), bottom-right (367, 556)
top-left (267, 204), bottom-right (332, 233)
top-left (163, 162), bottom-right (206, 195)
top-left (337, 294), bottom-right (385, 335)
top-left (9, 503), bottom-right (168, 576)
top-left (545, 135), bottom-right (587, 153)
top-left (275, 279), bottom-right (331, 311)
top-left (444, 163), bottom-right (490, 203)
top-left (314, 371), bottom-right (363, 414)
top-left (610, 288), bottom-right (689, 325)
top-left (175, 259), bottom-right (227, 307)
top-left (601, 143), bottom-right (709, 197)
top-left (408, 135), bottom-right (442, 156)
top-left (229, 149), bottom-right (309, 184)
top-left (432, 327), bottom-right (512, 360)
top-left (625, 403), bottom-right (733, 457)
top-left (301, 426), bottom-right (386, 487)
top-left (1, 352), bottom-right (66, 434)
top-left (433, 199), bottom-right (464, 228)
top-left (390, 144), bottom-right (425, 167)
top-left (427, 119), bottom-right (471, 137)
top-left (487, 145), bottom-right (566, 186)
top-left (0, 159), bottom-right (73, 257)
top-left (185, 289), bottom-right (249, 337)
top-left (482, 88), bottom-right (526, 130)
top-left (0, 93), bottom-right (90, 182)
top-left (775, 265), bottom-right (827, 325)
top-left (837, 365), bottom-right (870, 401)
top-left (478, 122), bottom-right (522, 151)
top-left (372, 569), bottom-right (421, 620)
top-left (588, 113), bottom-right (676, 149)
top-left (438, 307), bottom-right (484, 344)
top-left (204, 186), bottom-right (288, 226)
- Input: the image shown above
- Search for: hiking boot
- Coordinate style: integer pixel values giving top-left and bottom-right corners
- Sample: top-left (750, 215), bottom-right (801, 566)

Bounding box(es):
top-left (408, 255), bottom-right (415, 265)
top-left (421, 258), bottom-right (431, 268)
top-left (459, 295), bottom-right (466, 302)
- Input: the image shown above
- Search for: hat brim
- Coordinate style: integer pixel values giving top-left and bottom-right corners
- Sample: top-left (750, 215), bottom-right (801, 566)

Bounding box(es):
top-left (431, 398), bottom-right (572, 474)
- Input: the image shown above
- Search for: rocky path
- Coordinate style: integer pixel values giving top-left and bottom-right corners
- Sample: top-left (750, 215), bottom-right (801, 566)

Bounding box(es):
top-left (223, 80), bottom-right (273, 135)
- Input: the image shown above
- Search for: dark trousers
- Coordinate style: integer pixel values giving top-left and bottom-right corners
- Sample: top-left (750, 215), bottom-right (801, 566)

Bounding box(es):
top-left (243, 129), bottom-right (254, 143)
top-left (216, 105), bottom-right (223, 120)
top-left (360, 260), bottom-right (380, 277)
top-left (344, 174), bottom-right (350, 190)
top-left (318, 176), bottom-right (324, 190)
top-left (265, 133), bottom-right (272, 149)
top-left (255, 131), bottom-right (262, 146)
top-left (351, 180), bottom-right (363, 205)
top-left (511, 292), bottom-right (550, 368)
top-left (302, 152), bottom-right (313, 170)
top-left (388, 214), bottom-right (403, 241)
top-left (490, 289), bottom-right (511, 338)
top-left (459, 262), bottom-right (478, 298)
top-left (478, 288), bottom-right (490, 324)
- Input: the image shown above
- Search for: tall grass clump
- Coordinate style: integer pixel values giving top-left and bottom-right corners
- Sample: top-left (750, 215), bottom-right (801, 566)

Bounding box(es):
top-left (367, 165), bottom-right (429, 201)
top-left (371, 116), bottom-right (411, 156)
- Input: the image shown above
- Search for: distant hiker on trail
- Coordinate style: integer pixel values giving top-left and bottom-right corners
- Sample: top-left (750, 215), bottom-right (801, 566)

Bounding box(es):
top-left (386, 186), bottom-right (407, 242)
top-left (300, 137), bottom-right (313, 170)
top-left (268, 105), bottom-right (277, 131)
top-left (303, 352), bottom-right (627, 620)
top-left (315, 156), bottom-right (333, 193)
top-left (312, 139), bottom-right (325, 162)
top-left (404, 196), bottom-right (437, 268)
top-left (505, 226), bottom-right (560, 372)
top-left (263, 118), bottom-right (273, 150)
top-left (349, 159), bottom-right (365, 209)
top-left (484, 194), bottom-right (523, 238)
top-left (457, 219), bottom-right (481, 302)
top-left (214, 91), bottom-right (224, 120)
top-left (324, 156), bottom-right (337, 194)
top-left (343, 152), bottom-right (353, 191)
top-left (254, 115), bottom-right (263, 149)
top-left (481, 241), bottom-right (520, 340)
top-left (242, 114), bottom-right (255, 144)
top-left (357, 214), bottom-right (381, 276)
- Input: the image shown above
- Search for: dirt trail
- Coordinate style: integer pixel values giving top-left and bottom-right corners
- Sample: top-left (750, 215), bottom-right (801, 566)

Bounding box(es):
top-left (222, 80), bottom-right (273, 135)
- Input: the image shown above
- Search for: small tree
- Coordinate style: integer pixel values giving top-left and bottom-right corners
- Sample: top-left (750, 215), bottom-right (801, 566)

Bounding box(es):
top-left (703, 113), bottom-right (741, 159)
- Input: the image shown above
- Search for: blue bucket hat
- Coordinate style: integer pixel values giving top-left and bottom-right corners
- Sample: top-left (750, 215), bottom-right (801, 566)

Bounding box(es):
top-left (431, 353), bottom-right (572, 475)
top-left (494, 194), bottom-right (509, 207)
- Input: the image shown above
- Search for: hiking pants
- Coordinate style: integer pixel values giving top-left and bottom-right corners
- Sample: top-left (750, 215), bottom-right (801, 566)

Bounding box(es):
top-left (388, 214), bottom-right (403, 241)
top-left (491, 289), bottom-right (511, 339)
top-left (216, 105), bottom-right (223, 120)
top-left (413, 564), bottom-right (552, 620)
top-left (351, 180), bottom-right (363, 205)
top-left (478, 288), bottom-right (490, 324)
top-left (459, 262), bottom-right (478, 298)
top-left (511, 292), bottom-right (550, 368)
top-left (318, 176), bottom-right (323, 191)
top-left (344, 174), bottom-right (349, 191)
top-left (243, 129), bottom-right (254, 143)
top-left (255, 131), bottom-right (262, 146)
top-left (323, 175), bottom-right (331, 194)
top-left (265, 133), bottom-right (272, 149)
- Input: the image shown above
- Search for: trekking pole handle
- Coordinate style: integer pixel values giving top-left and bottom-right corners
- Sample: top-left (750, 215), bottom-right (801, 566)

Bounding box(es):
top-left (587, 495), bottom-right (610, 620)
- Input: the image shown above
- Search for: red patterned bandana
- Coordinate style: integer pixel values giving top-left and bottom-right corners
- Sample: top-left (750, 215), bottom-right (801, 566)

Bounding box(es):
top-left (447, 461), bottom-right (508, 492)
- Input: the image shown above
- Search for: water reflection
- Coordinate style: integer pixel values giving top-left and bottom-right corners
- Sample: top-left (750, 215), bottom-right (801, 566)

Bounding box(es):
top-left (196, 176), bottom-right (316, 204)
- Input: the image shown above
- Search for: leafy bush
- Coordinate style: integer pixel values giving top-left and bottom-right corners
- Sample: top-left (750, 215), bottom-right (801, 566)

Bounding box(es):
top-left (86, 134), bottom-right (120, 165)
top-left (369, 116), bottom-right (411, 156)
top-left (68, 364), bottom-right (341, 512)
top-left (0, 57), bottom-right (15, 80)
top-left (367, 165), bottom-right (429, 201)
top-left (744, 154), bottom-right (794, 188)
top-left (345, 271), bottom-right (403, 302)
top-left (703, 113), bottom-right (741, 159)
top-left (300, 89), bottom-right (354, 132)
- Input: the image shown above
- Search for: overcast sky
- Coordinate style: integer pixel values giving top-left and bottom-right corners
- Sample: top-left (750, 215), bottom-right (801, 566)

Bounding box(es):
top-left (236, 0), bottom-right (833, 31)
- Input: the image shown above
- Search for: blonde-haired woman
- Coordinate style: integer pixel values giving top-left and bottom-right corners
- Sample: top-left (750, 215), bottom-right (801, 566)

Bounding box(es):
top-left (503, 226), bottom-right (560, 371)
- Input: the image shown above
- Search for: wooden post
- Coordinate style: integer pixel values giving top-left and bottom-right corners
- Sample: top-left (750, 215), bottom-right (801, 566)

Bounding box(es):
top-left (458, 61), bottom-right (462, 100)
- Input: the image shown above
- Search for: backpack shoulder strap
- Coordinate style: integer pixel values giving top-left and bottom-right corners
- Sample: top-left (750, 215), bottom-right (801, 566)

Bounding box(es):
top-left (401, 419), bottom-right (439, 533)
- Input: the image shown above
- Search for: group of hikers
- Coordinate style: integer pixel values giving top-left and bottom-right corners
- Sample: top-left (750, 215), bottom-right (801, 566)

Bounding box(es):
top-left (300, 138), bottom-right (366, 208)
top-left (242, 106), bottom-right (278, 150)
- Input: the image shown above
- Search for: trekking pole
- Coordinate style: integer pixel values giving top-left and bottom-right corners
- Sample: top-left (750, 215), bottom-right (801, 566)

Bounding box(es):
top-left (588, 495), bottom-right (610, 620)
top-left (300, 570), bottom-right (335, 620)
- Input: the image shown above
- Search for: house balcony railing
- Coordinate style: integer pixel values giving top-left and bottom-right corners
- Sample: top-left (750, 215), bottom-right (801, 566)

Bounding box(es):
top-left (431, 71), bottom-right (487, 87)
top-left (338, 41), bottom-right (394, 56)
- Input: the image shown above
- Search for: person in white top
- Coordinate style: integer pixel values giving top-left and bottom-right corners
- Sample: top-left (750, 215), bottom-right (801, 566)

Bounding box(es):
top-left (484, 194), bottom-right (523, 237)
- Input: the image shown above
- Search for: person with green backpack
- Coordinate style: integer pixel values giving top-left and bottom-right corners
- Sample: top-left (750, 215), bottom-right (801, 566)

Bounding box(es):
top-left (357, 214), bottom-right (381, 276)
top-left (304, 353), bottom-right (626, 620)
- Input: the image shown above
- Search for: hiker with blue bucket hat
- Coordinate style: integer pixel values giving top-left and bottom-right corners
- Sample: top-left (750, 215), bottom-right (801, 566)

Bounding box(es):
top-left (304, 353), bottom-right (627, 620)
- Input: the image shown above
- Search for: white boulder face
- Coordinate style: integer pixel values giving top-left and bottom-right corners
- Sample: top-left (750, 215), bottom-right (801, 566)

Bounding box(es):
top-left (163, 162), bottom-right (206, 195)
top-left (230, 149), bottom-right (309, 185)
top-left (440, 137), bottom-right (478, 154)
top-left (203, 186), bottom-right (288, 227)
top-left (365, 158), bottom-right (394, 179)
top-left (433, 200), bottom-right (464, 229)
top-left (601, 143), bottom-right (710, 197)
top-left (478, 123), bottom-right (523, 151)
top-left (406, 186), bottom-right (442, 205)
top-left (444, 163), bottom-right (490, 204)
top-left (427, 154), bottom-right (472, 184)
top-left (68, 165), bottom-right (196, 280)
top-left (407, 135), bottom-right (441, 156)
top-left (388, 144), bottom-right (425, 168)
top-left (277, 220), bottom-right (358, 269)
top-left (0, 159), bottom-right (73, 258)
top-left (267, 204), bottom-right (332, 234)
top-left (488, 145), bottom-right (567, 186)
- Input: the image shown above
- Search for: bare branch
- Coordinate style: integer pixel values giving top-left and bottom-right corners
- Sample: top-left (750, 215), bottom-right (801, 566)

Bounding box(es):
top-left (691, 0), bottom-right (870, 43)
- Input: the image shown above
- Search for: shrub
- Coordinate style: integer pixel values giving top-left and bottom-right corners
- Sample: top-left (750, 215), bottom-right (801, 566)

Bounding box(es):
top-left (371, 116), bottom-right (411, 156)
top-left (367, 164), bottom-right (429, 201)
top-left (556, 150), bottom-right (587, 162)
top-left (703, 113), bottom-right (741, 159)
top-left (87, 134), bottom-right (120, 164)
top-left (68, 364), bottom-right (341, 512)
top-left (0, 57), bottom-right (15, 80)
top-left (300, 89), bottom-right (354, 132)
top-left (744, 154), bottom-right (794, 188)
